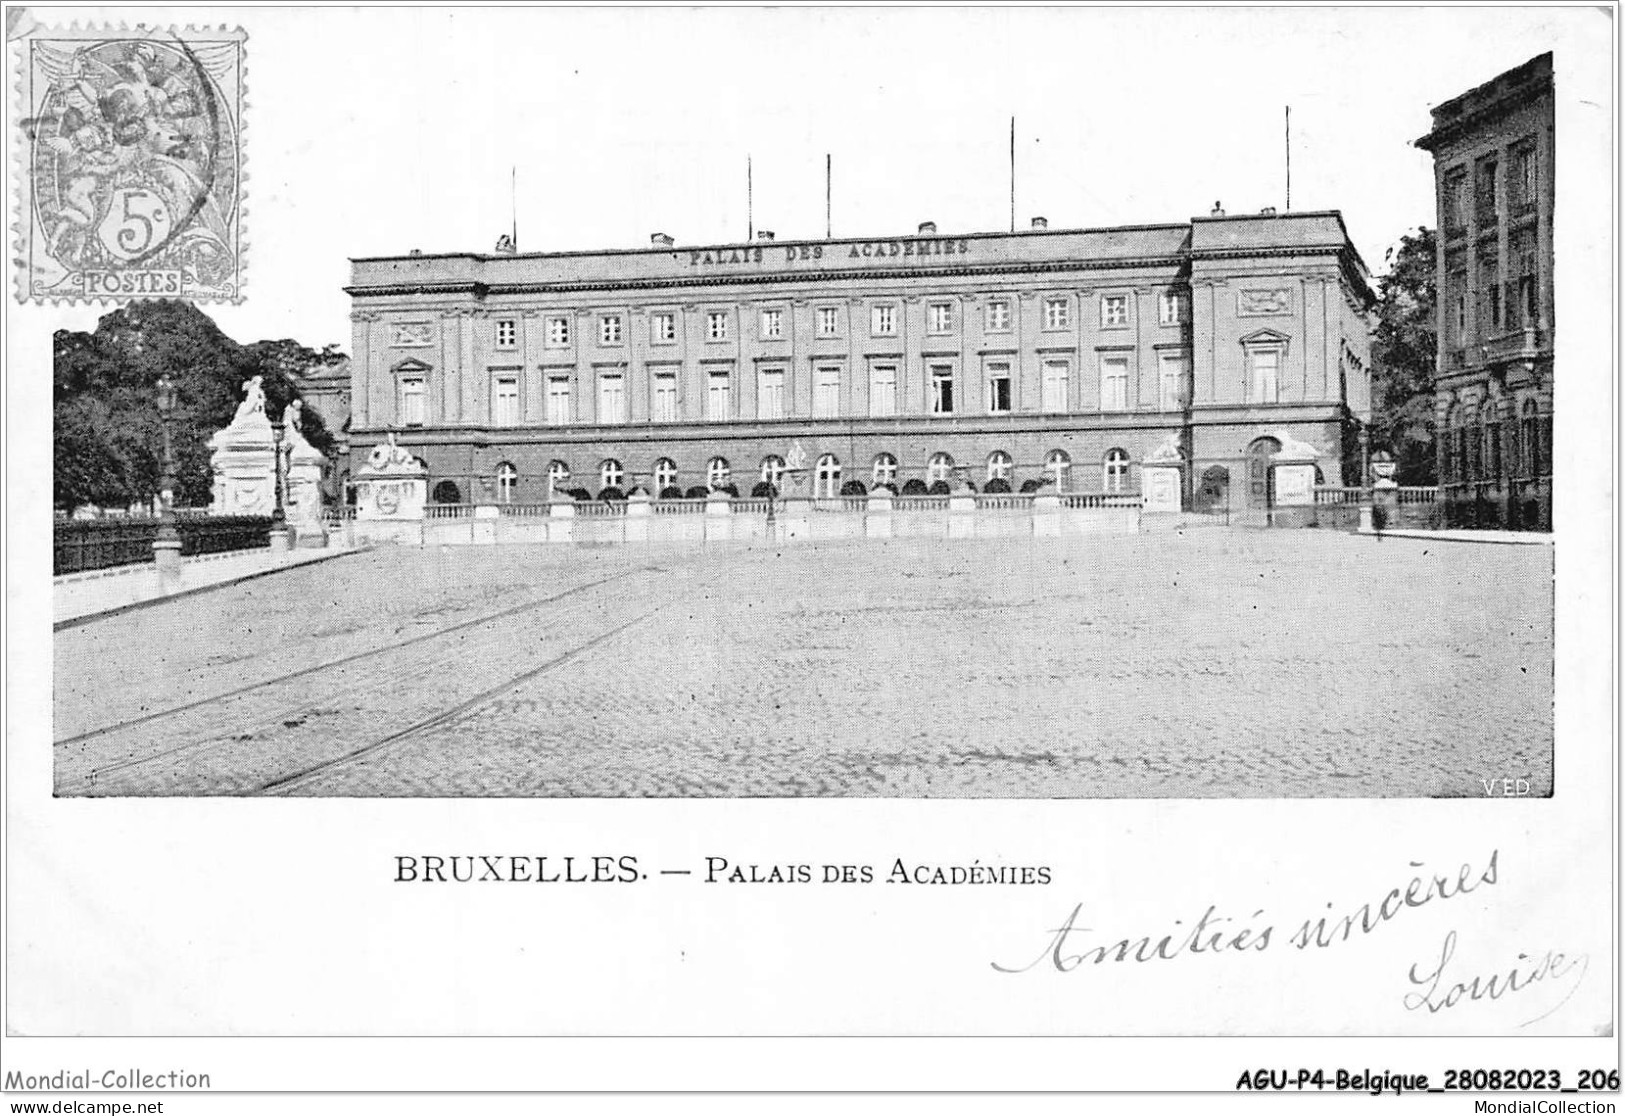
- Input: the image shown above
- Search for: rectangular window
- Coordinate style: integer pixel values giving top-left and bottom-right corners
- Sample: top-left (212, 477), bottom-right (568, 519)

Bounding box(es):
top-left (1043, 298), bottom-right (1069, 330)
top-left (869, 362), bottom-right (897, 418)
top-left (492, 375), bottom-right (520, 426)
top-left (930, 365), bottom-right (955, 414)
top-left (1443, 169), bottom-right (1468, 234)
top-left (1041, 359), bottom-right (1069, 412)
top-left (651, 312), bottom-right (676, 343)
top-left (495, 319), bottom-right (517, 349)
top-left (814, 365), bottom-right (841, 418)
top-left (1510, 141), bottom-right (1537, 211)
top-left (545, 376), bottom-right (571, 425)
top-left (1099, 355), bottom-right (1129, 411)
top-left (1478, 253), bottom-right (1501, 335)
top-left (1159, 353), bottom-right (1187, 411)
top-left (757, 368), bottom-right (785, 419)
top-left (598, 372), bottom-right (625, 424)
top-left (760, 309), bottom-right (784, 339)
top-left (928, 302), bottom-right (954, 333)
top-left (706, 369), bottom-right (731, 420)
top-left (1474, 157), bottom-right (1498, 224)
top-left (599, 315), bottom-right (622, 345)
top-left (1101, 296), bottom-right (1128, 327)
top-left (707, 311), bottom-right (730, 341)
top-left (987, 363), bottom-right (1012, 413)
top-left (1158, 290), bottom-right (1189, 325)
top-left (398, 376), bottom-right (426, 426)
top-left (546, 317), bottom-right (571, 346)
top-left (652, 372), bottom-right (678, 422)
top-left (1248, 350), bottom-right (1279, 404)
top-left (871, 304), bottom-right (896, 336)
top-left (817, 306), bottom-right (840, 337)
top-left (985, 300), bottom-right (1011, 332)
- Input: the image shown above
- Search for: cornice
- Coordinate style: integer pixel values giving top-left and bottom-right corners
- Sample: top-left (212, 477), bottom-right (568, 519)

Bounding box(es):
top-left (344, 256), bottom-right (1191, 301)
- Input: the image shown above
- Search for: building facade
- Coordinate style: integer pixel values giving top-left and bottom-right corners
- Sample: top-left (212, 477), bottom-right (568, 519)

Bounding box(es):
top-left (345, 209), bottom-right (1374, 510)
top-left (1416, 52), bottom-right (1554, 530)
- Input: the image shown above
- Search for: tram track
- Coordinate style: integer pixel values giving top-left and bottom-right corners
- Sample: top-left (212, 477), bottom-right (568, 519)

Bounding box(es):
top-left (55, 568), bottom-right (651, 748)
top-left (253, 608), bottom-right (659, 796)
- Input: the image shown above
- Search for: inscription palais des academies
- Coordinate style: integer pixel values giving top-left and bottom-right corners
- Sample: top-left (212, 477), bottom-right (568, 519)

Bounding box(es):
top-left (687, 236), bottom-right (973, 268)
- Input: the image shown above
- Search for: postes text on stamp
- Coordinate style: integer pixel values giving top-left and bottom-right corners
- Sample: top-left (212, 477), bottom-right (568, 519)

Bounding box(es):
top-left (15, 25), bottom-right (246, 303)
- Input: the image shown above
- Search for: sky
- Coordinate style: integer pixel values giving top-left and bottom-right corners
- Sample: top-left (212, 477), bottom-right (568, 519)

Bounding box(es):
top-left (13, 5), bottom-right (1612, 352)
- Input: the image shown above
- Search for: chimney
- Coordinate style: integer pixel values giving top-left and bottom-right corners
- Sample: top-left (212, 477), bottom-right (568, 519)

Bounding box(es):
top-left (917, 221), bottom-right (937, 235)
top-left (1210, 201), bottom-right (1225, 217)
top-left (1030, 216), bottom-right (1048, 230)
top-left (756, 230), bottom-right (775, 241)
top-left (1259, 206), bottom-right (1277, 216)
top-left (650, 232), bottom-right (674, 248)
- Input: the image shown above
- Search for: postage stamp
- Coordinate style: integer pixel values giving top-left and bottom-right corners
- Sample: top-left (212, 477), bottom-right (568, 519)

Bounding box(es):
top-left (13, 24), bottom-right (245, 303)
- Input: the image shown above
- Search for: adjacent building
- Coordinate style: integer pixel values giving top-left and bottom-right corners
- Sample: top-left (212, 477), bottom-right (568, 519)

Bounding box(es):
top-left (1416, 52), bottom-right (1554, 529)
top-left (344, 208), bottom-right (1374, 511)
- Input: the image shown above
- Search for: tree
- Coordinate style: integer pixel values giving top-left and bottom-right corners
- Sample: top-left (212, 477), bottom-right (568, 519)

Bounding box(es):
top-left (52, 300), bottom-right (344, 510)
top-left (1369, 227), bottom-right (1438, 485)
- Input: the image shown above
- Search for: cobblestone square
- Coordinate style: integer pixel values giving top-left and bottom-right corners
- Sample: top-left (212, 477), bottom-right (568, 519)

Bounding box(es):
top-left (53, 530), bottom-right (1553, 797)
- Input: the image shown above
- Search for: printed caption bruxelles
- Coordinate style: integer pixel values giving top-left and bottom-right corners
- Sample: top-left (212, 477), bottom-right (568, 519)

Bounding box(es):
top-left (392, 856), bottom-right (1052, 886)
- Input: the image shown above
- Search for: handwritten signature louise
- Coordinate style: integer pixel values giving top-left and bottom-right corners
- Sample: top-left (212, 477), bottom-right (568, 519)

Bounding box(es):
top-left (991, 850), bottom-right (1587, 1025)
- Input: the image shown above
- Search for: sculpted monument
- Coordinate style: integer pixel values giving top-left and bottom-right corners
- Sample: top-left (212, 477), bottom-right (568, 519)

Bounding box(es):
top-left (354, 433), bottom-right (427, 521)
top-left (208, 375), bottom-right (276, 516)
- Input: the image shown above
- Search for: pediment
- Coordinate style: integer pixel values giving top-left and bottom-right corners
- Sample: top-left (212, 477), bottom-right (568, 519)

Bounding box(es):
top-left (1239, 328), bottom-right (1291, 347)
top-left (390, 357), bottom-right (434, 374)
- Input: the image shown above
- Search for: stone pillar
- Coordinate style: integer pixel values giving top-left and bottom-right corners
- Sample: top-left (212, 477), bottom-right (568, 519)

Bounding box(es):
top-left (1032, 492), bottom-right (1061, 537)
top-left (207, 409), bottom-right (277, 518)
top-left (1372, 477), bottom-right (1399, 531)
top-left (865, 488), bottom-right (893, 539)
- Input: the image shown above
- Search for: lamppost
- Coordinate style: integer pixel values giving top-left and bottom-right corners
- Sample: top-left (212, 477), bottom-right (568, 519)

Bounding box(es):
top-left (152, 374), bottom-right (181, 572)
top-left (269, 411), bottom-right (291, 552)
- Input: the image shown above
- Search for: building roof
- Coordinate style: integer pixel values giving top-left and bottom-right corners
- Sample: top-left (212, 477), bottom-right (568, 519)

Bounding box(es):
top-left (1415, 52), bottom-right (1553, 152)
top-left (349, 212), bottom-right (1367, 300)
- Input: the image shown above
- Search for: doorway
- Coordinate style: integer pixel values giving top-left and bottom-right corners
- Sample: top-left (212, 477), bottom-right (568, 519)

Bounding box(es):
top-left (1246, 437), bottom-right (1281, 509)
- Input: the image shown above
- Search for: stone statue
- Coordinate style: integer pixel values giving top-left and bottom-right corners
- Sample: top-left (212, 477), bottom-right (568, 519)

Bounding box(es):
top-left (364, 432), bottom-right (421, 472)
top-left (233, 375), bottom-right (266, 423)
top-left (284, 398), bottom-right (313, 452)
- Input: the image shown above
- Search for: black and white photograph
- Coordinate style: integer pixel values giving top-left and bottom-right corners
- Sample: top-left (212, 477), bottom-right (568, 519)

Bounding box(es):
top-left (5, 2), bottom-right (1617, 1104)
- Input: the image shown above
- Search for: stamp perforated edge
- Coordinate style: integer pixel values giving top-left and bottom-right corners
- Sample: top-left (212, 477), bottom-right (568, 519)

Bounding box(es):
top-left (10, 18), bottom-right (249, 305)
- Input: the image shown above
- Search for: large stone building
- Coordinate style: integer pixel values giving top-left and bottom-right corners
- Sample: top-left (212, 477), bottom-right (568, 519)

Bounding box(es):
top-left (1416, 52), bottom-right (1554, 530)
top-left (344, 208), bottom-right (1374, 510)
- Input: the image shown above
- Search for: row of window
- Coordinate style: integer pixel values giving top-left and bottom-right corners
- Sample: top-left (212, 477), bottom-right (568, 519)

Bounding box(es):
top-left (475, 291), bottom-right (1192, 352)
top-left (1443, 227), bottom-right (1542, 344)
top-left (490, 448), bottom-right (1135, 500)
top-left (1441, 136), bottom-right (1540, 235)
top-left (397, 352), bottom-right (1226, 428)
top-left (1441, 398), bottom-right (1550, 484)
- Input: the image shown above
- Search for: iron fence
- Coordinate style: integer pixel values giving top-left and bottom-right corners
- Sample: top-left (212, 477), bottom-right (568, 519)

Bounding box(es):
top-left (54, 515), bottom-right (272, 576)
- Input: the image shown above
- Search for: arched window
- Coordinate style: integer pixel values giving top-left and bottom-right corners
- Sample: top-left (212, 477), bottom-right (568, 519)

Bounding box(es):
top-left (496, 462), bottom-right (518, 504)
top-left (815, 453), bottom-right (842, 498)
top-left (1520, 399), bottom-right (1540, 477)
top-left (1104, 448), bottom-right (1130, 493)
top-left (986, 450), bottom-right (1013, 483)
top-left (547, 460), bottom-right (571, 496)
top-left (600, 459), bottom-right (624, 490)
top-left (1044, 449), bottom-right (1071, 491)
top-left (1483, 399), bottom-right (1502, 480)
top-left (927, 452), bottom-right (955, 485)
top-left (760, 455), bottom-right (786, 489)
top-left (707, 456), bottom-right (731, 490)
top-left (872, 453), bottom-right (898, 489)
top-left (432, 480), bottom-right (462, 505)
top-left (654, 458), bottom-right (678, 491)
top-left (1465, 399), bottom-right (1484, 482)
